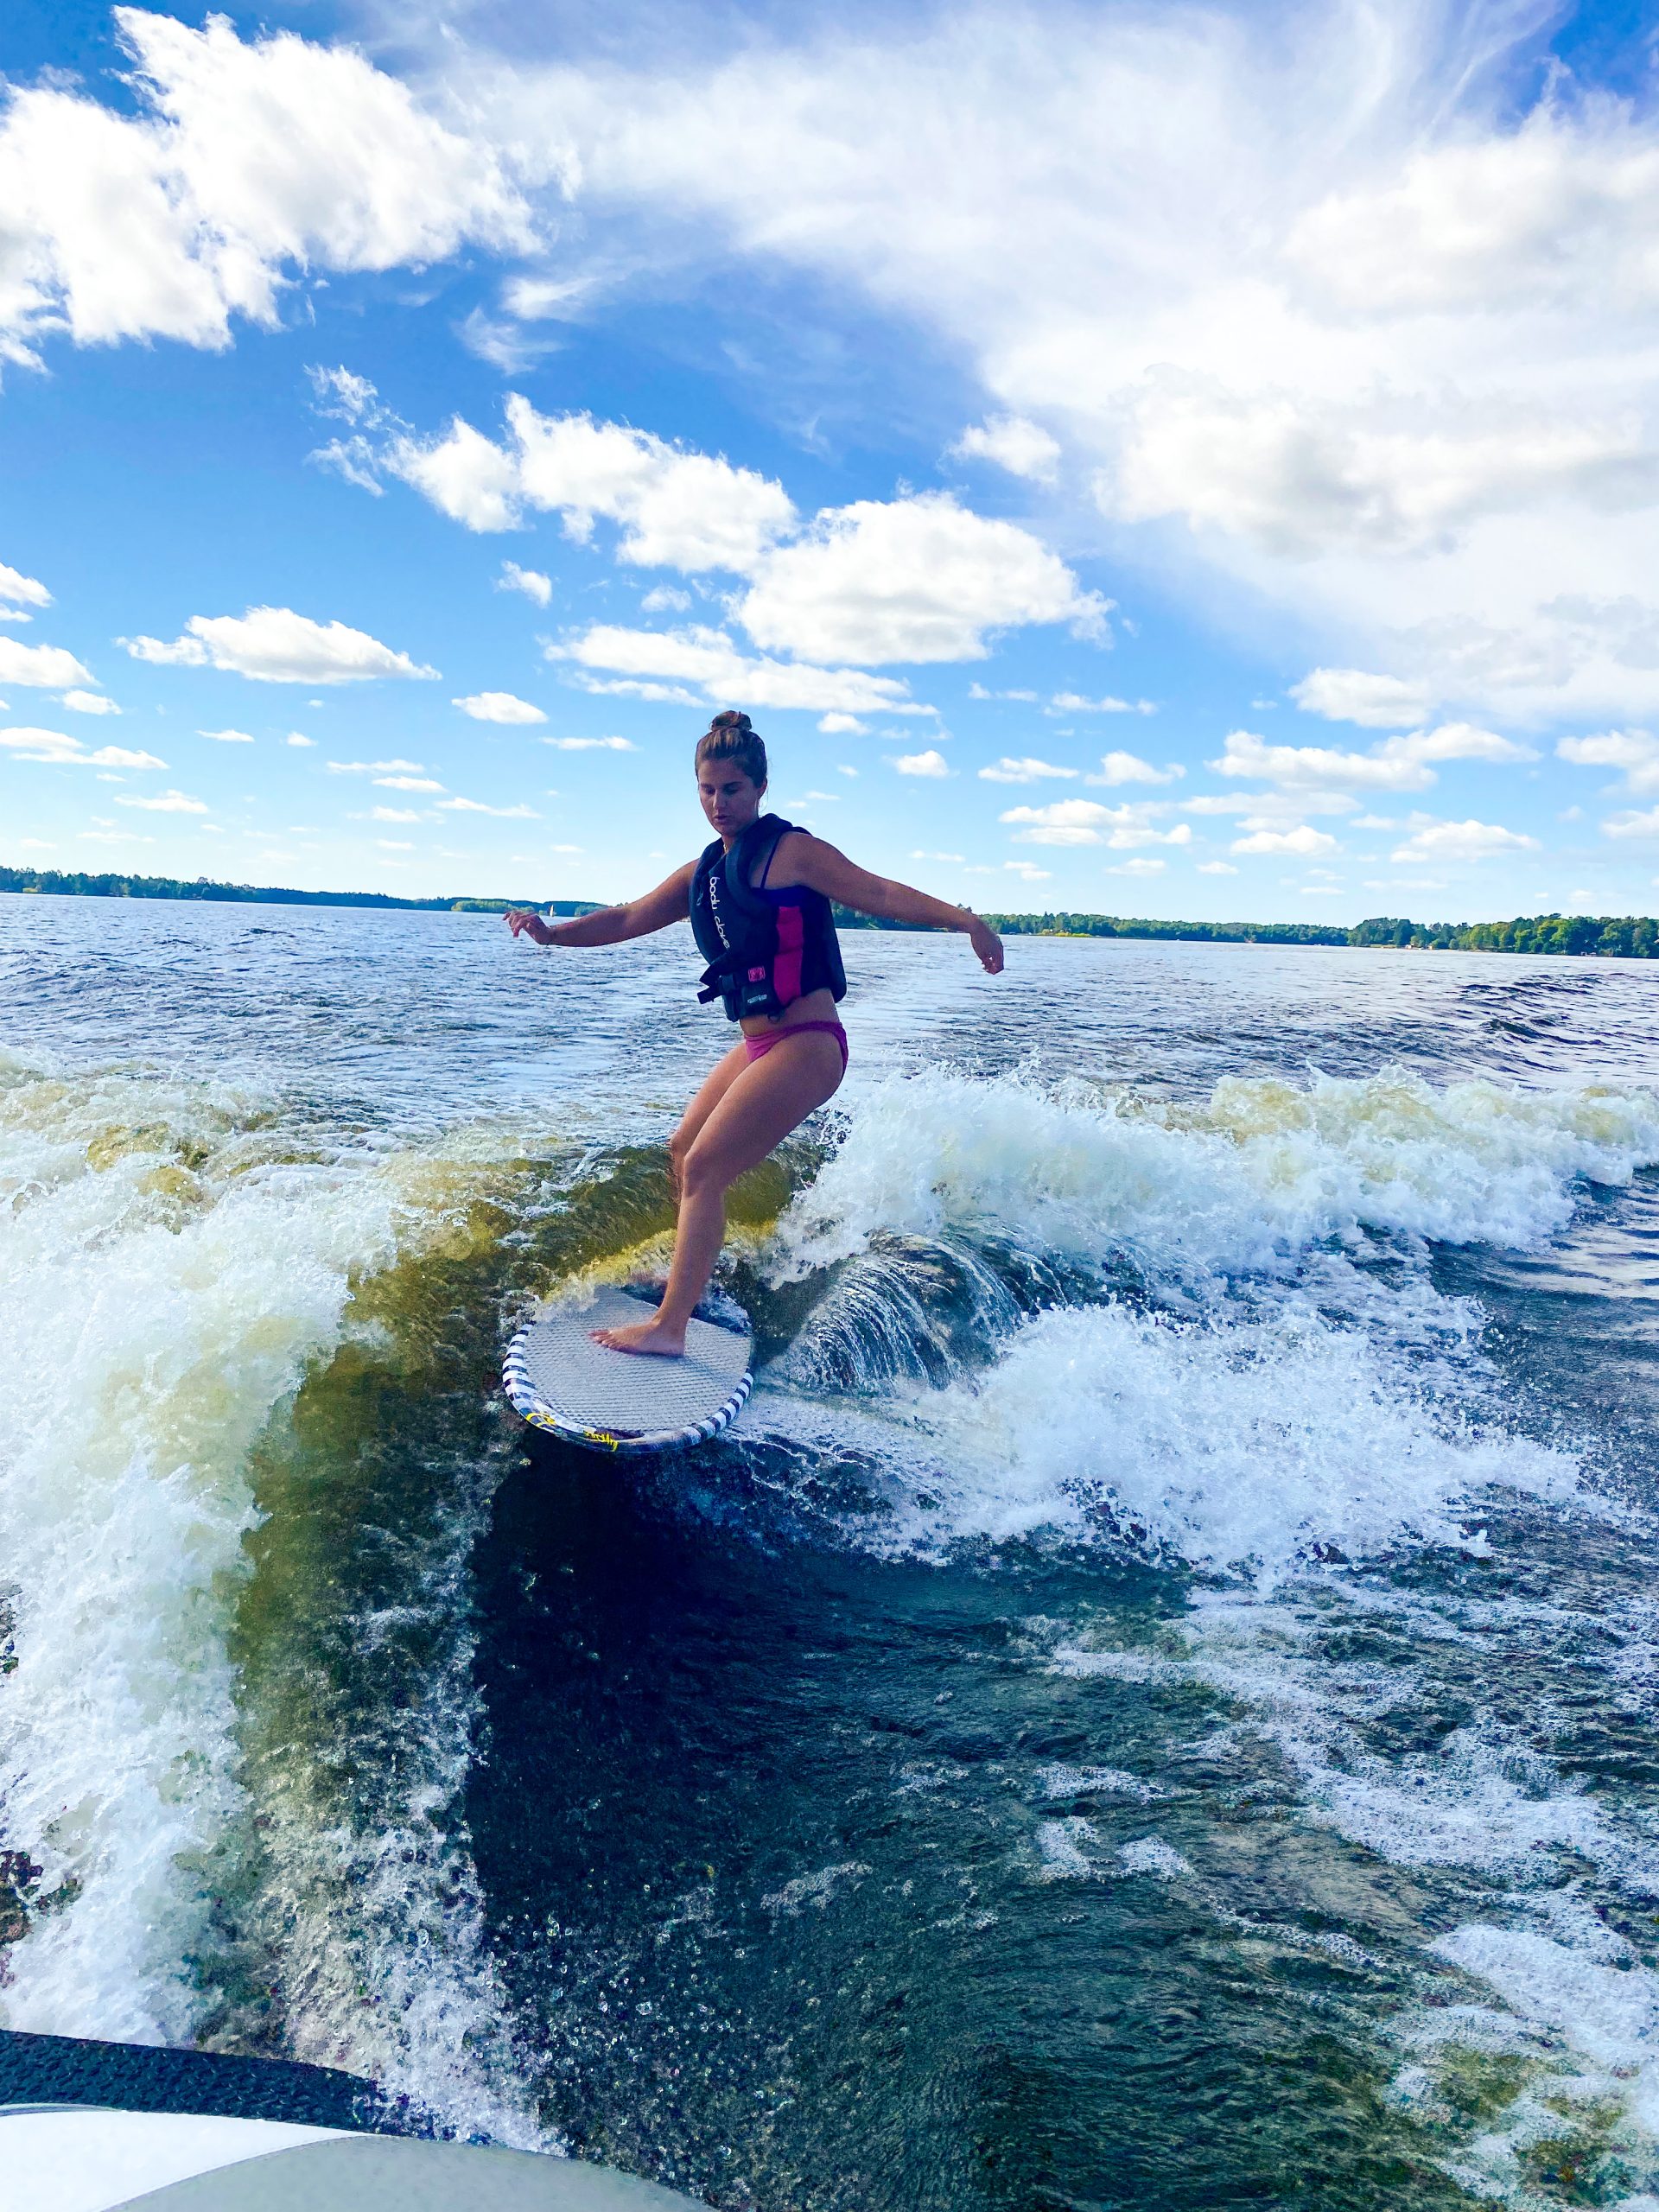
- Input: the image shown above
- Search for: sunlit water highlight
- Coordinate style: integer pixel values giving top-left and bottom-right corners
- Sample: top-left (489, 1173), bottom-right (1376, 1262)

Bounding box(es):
top-left (5, 893), bottom-right (1659, 2206)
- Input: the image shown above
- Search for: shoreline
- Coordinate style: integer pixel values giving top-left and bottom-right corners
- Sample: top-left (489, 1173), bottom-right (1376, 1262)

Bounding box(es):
top-left (4, 865), bottom-right (1658, 959)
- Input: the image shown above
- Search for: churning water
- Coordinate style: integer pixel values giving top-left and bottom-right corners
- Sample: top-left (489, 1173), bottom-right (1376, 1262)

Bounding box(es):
top-left (5, 892), bottom-right (1659, 2209)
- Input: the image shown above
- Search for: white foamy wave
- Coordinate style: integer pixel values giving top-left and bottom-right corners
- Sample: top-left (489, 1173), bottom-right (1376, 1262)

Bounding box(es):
top-left (773, 1066), bottom-right (1659, 1287)
top-left (1435, 1923), bottom-right (1659, 2127)
top-left (0, 1066), bottom-right (406, 2044)
top-left (1048, 1576), bottom-right (1659, 2187)
top-left (1114, 1589), bottom-right (1659, 1898)
top-left (759, 1296), bottom-right (1572, 1581)
top-left (255, 1766), bottom-right (549, 2150)
top-left (1421, 1923), bottom-right (1659, 2197)
top-left (0, 1061), bottom-right (544, 2140)
top-left (747, 1062), bottom-right (1649, 1579)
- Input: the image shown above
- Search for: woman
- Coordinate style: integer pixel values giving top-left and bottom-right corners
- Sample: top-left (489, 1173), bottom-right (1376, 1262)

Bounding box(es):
top-left (505, 710), bottom-right (1004, 1357)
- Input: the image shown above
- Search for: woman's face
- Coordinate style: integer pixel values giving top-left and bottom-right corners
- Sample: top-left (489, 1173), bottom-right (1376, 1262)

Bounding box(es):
top-left (697, 761), bottom-right (765, 839)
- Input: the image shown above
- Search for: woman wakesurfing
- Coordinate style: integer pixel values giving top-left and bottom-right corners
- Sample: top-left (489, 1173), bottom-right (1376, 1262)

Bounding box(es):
top-left (505, 709), bottom-right (1005, 1357)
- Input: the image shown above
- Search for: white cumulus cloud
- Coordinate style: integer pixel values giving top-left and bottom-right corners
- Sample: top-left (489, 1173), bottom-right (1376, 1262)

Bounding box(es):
top-left (497, 561), bottom-right (552, 606)
top-left (455, 690), bottom-right (547, 724)
top-left (1290, 668), bottom-right (1433, 728)
top-left (950, 414), bottom-right (1061, 482)
top-left (0, 563), bottom-right (50, 611)
top-left (1088, 751), bottom-right (1183, 786)
top-left (372, 388), bottom-right (1103, 676)
top-left (542, 734), bottom-right (636, 751)
top-left (1376, 721), bottom-right (1535, 767)
top-left (390, 417), bottom-right (520, 531)
top-left (391, 398), bottom-right (796, 569)
top-left (1230, 823), bottom-right (1340, 856)
top-left (1207, 721), bottom-right (1531, 798)
top-left (60, 689), bottom-right (118, 715)
top-left (978, 757), bottom-right (1077, 784)
top-left (123, 607), bottom-right (436, 683)
top-left (0, 639), bottom-right (95, 689)
top-left (893, 749), bottom-right (951, 778)
top-left (1557, 728), bottom-right (1659, 796)
top-left (200, 728), bottom-right (254, 743)
top-left (737, 493), bottom-right (1104, 665)
top-left (1286, 115), bottom-right (1659, 318)
top-left (1106, 383), bottom-right (1657, 559)
top-left (1389, 817), bottom-right (1540, 863)
top-left (1211, 728), bottom-right (1430, 793)
top-left (1000, 798), bottom-right (1191, 849)
top-left (0, 9), bottom-right (531, 366)
top-left (1047, 693), bottom-right (1155, 716)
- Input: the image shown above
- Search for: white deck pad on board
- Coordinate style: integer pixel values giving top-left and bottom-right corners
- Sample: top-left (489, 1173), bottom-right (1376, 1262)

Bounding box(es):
top-left (503, 1287), bottom-right (752, 1453)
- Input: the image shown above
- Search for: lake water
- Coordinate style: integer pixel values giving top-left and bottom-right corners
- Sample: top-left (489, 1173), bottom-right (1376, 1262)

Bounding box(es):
top-left (4, 891), bottom-right (1659, 2209)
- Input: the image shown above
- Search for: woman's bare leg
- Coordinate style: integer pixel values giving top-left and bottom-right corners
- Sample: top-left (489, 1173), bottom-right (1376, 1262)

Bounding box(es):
top-left (594, 1030), bottom-right (845, 1356)
top-left (666, 1039), bottom-right (750, 1195)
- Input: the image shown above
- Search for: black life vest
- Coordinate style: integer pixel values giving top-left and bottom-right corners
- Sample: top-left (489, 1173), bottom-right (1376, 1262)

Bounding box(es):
top-left (689, 814), bottom-right (847, 1021)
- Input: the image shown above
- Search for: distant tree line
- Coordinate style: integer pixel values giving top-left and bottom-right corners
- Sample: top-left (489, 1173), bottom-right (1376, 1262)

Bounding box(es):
top-left (841, 905), bottom-right (1659, 957)
top-left (964, 912), bottom-right (1351, 947)
top-left (4, 868), bottom-right (1657, 958)
top-left (1344, 912), bottom-right (1659, 957)
top-left (0, 863), bottom-right (599, 918)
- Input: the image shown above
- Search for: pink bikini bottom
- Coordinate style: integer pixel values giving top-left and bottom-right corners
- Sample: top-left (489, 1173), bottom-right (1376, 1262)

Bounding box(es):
top-left (743, 1019), bottom-right (849, 1073)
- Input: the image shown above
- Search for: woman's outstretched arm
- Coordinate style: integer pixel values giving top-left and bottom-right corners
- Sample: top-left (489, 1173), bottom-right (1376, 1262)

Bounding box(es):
top-left (505, 861), bottom-right (696, 948)
top-left (779, 836), bottom-right (1005, 974)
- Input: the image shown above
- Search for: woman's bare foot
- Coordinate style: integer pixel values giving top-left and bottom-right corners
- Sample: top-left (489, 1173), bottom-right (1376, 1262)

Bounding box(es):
top-left (592, 1316), bottom-right (688, 1358)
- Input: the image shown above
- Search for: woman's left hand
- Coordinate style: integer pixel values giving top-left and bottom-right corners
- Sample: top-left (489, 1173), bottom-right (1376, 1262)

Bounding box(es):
top-left (505, 908), bottom-right (553, 944)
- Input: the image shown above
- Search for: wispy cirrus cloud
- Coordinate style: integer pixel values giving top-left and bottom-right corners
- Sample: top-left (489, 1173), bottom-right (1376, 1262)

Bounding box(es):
top-left (0, 726), bottom-right (164, 768)
top-left (977, 757), bottom-right (1077, 785)
top-left (550, 622), bottom-right (936, 718)
top-left (451, 4), bottom-right (1659, 721)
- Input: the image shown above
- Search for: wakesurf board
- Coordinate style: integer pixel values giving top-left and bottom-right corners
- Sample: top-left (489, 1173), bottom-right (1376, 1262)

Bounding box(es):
top-left (503, 1285), bottom-right (753, 1454)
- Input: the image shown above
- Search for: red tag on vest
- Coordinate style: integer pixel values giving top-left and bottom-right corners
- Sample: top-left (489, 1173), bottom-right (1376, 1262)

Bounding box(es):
top-left (748, 966), bottom-right (766, 981)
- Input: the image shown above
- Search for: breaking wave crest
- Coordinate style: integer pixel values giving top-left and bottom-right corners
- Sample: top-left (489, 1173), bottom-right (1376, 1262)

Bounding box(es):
top-left (751, 1066), bottom-right (1659, 1578)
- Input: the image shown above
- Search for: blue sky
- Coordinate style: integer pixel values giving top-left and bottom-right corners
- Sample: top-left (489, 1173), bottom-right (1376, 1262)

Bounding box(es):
top-left (4, 0), bottom-right (1659, 920)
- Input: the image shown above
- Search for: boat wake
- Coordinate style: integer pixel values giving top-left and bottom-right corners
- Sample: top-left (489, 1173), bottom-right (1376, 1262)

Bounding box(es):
top-left (7, 1047), bottom-right (1659, 2193)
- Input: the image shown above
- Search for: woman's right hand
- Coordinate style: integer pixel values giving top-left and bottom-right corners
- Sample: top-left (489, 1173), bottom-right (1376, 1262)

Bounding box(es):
top-left (505, 909), bottom-right (553, 944)
top-left (968, 915), bottom-right (1005, 976)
